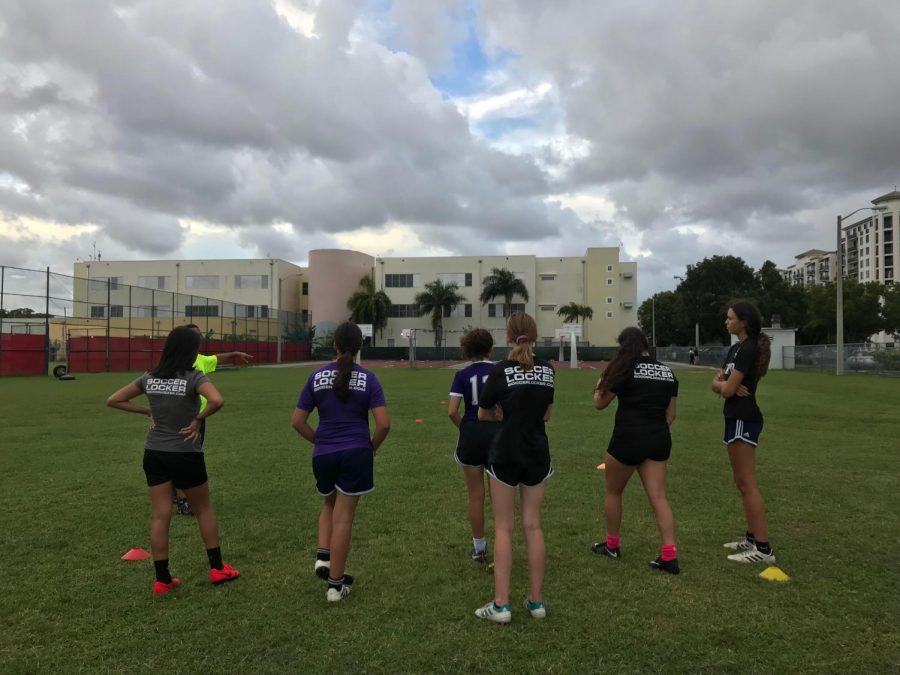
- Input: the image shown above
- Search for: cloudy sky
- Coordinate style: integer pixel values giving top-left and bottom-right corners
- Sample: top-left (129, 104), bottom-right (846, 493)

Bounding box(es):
top-left (1, 0), bottom-right (898, 300)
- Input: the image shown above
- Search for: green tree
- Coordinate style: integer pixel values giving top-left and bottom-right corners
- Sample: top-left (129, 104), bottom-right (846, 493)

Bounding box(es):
top-left (881, 283), bottom-right (900, 339)
top-left (480, 267), bottom-right (529, 318)
top-left (415, 280), bottom-right (467, 347)
top-left (676, 255), bottom-right (760, 344)
top-left (637, 292), bottom-right (688, 346)
top-left (800, 280), bottom-right (885, 344)
top-left (556, 302), bottom-right (594, 324)
top-left (842, 280), bottom-right (886, 343)
top-left (346, 275), bottom-right (391, 346)
top-left (756, 260), bottom-right (807, 329)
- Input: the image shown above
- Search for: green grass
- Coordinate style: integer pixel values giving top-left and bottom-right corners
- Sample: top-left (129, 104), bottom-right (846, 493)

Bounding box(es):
top-left (1, 365), bottom-right (898, 673)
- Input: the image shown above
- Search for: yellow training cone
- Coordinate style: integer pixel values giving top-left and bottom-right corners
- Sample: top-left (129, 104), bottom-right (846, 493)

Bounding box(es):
top-left (759, 566), bottom-right (790, 582)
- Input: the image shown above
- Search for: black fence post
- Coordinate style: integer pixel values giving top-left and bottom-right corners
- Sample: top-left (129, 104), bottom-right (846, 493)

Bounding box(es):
top-left (127, 285), bottom-right (132, 371)
top-left (45, 267), bottom-right (51, 376)
top-left (105, 278), bottom-right (111, 372)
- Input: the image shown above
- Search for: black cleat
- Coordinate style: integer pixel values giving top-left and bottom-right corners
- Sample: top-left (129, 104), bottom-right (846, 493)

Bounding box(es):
top-left (591, 543), bottom-right (621, 559)
top-left (649, 556), bottom-right (680, 575)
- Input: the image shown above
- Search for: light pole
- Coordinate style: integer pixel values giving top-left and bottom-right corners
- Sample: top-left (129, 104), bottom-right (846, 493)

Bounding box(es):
top-left (835, 205), bottom-right (887, 375)
top-left (674, 275), bottom-right (699, 351)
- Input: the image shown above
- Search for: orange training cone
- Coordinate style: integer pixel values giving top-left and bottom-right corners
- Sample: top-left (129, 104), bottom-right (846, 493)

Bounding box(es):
top-left (415, 418), bottom-right (424, 423)
top-left (121, 547), bottom-right (151, 561)
top-left (597, 463), bottom-right (606, 471)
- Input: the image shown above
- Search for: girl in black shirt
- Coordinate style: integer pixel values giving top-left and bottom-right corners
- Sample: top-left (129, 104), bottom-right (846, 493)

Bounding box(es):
top-left (711, 301), bottom-right (775, 564)
top-left (592, 327), bottom-right (680, 574)
top-left (474, 313), bottom-right (554, 623)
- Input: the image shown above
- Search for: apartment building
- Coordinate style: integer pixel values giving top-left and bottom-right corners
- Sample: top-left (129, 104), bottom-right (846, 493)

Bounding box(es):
top-left (72, 258), bottom-right (308, 320)
top-left (841, 190), bottom-right (900, 285)
top-left (781, 249), bottom-right (836, 287)
top-left (308, 247), bottom-right (637, 346)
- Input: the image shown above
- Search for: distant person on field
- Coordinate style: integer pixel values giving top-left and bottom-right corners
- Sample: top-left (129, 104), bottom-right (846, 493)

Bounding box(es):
top-left (591, 327), bottom-right (681, 574)
top-left (292, 322), bottom-right (390, 603)
top-left (170, 324), bottom-right (253, 516)
top-left (475, 313), bottom-right (554, 624)
top-left (689, 347), bottom-right (697, 365)
top-left (106, 325), bottom-right (240, 596)
top-left (447, 328), bottom-right (501, 564)
top-left (711, 300), bottom-right (775, 564)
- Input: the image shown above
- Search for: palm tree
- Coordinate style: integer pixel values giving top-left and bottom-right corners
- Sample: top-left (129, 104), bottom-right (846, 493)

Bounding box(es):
top-left (415, 280), bottom-right (467, 347)
top-left (556, 302), bottom-right (594, 324)
top-left (480, 267), bottom-right (529, 318)
top-left (346, 275), bottom-right (392, 346)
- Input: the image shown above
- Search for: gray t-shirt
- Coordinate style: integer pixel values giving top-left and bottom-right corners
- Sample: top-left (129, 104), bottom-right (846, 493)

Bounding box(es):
top-left (134, 369), bottom-right (210, 453)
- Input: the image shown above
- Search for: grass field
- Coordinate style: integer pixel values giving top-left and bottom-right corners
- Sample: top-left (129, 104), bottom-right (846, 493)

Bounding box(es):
top-left (1, 364), bottom-right (898, 673)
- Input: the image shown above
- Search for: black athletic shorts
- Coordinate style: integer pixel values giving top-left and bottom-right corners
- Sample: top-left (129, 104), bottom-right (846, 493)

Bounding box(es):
top-left (607, 427), bottom-right (671, 466)
top-left (487, 458), bottom-right (553, 488)
top-left (143, 449), bottom-right (208, 489)
top-left (313, 447), bottom-right (374, 497)
top-left (455, 419), bottom-right (501, 468)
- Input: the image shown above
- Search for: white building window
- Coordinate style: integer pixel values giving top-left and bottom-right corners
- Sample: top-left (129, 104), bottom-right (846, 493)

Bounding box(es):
top-left (186, 275), bottom-right (219, 290)
top-left (607, 311), bottom-right (614, 318)
top-left (437, 273), bottom-right (467, 287)
top-left (607, 265), bottom-right (613, 272)
top-left (539, 274), bottom-right (557, 281)
top-left (385, 273), bottom-right (422, 288)
top-left (539, 304), bottom-right (556, 311)
top-left (606, 279), bottom-right (614, 286)
top-left (606, 297), bottom-right (613, 304)
top-left (234, 275), bottom-right (268, 289)
top-left (137, 276), bottom-right (169, 290)
top-left (90, 276), bottom-right (122, 291)
top-left (488, 303), bottom-right (525, 318)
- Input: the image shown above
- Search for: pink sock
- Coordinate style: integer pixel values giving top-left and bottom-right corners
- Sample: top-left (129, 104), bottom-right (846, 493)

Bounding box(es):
top-left (661, 544), bottom-right (677, 561)
top-left (606, 534), bottom-right (620, 549)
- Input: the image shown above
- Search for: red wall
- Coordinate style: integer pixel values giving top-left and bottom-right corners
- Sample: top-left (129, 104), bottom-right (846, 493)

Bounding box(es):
top-left (67, 337), bottom-right (310, 373)
top-left (0, 334), bottom-right (46, 376)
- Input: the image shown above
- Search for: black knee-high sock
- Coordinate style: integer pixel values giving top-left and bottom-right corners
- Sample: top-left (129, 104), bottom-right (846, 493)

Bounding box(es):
top-left (154, 559), bottom-right (172, 584)
top-left (206, 547), bottom-right (223, 570)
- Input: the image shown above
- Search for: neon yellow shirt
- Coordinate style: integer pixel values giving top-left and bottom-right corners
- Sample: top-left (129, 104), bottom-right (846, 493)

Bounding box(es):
top-left (193, 354), bottom-right (218, 411)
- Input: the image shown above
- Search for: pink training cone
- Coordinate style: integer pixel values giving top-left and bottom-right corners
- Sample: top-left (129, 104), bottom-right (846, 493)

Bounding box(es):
top-left (415, 418), bottom-right (424, 423)
top-left (121, 547), bottom-right (151, 561)
top-left (597, 463), bottom-right (606, 470)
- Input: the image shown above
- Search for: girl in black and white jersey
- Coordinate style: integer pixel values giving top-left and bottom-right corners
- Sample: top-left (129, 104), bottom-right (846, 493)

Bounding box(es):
top-left (591, 327), bottom-right (680, 574)
top-left (711, 300), bottom-right (775, 564)
top-left (474, 313), bottom-right (554, 623)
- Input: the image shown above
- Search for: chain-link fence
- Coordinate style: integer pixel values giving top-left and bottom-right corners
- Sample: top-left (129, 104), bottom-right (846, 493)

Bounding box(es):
top-left (659, 342), bottom-right (900, 373)
top-left (0, 266), bottom-right (311, 376)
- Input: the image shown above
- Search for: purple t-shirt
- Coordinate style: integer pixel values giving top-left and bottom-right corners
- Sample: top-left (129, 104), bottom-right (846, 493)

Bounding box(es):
top-left (297, 363), bottom-right (387, 456)
top-left (449, 361), bottom-right (495, 422)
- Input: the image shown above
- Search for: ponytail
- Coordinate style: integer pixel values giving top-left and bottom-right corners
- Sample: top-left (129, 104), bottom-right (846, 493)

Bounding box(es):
top-left (506, 313), bottom-right (537, 370)
top-left (332, 322), bottom-right (363, 403)
top-left (508, 340), bottom-right (535, 370)
top-left (333, 351), bottom-right (355, 402)
top-left (599, 327), bottom-right (649, 394)
top-left (756, 333), bottom-right (771, 379)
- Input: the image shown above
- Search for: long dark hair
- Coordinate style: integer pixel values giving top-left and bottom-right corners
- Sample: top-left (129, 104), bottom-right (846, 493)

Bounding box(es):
top-left (507, 313), bottom-right (537, 369)
top-left (730, 300), bottom-right (771, 378)
top-left (460, 328), bottom-right (493, 360)
top-left (333, 322), bottom-right (363, 402)
top-left (151, 326), bottom-right (200, 379)
top-left (598, 327), bottom-right (649, 395)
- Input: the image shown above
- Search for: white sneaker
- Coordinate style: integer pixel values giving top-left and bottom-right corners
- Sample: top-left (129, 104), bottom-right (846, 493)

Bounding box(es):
top-left (523, 598), bottom-right (546, 619)
top-left (326, 584), bottom-right (351, 602)
top-left (727, 545), bottom-right (776, 564)
top-left (314, 559), bottom-right (330, 579)
top-left (723, 537), bottom-right (754, 552)
top-left (475, 601), bottom-right (512, 623)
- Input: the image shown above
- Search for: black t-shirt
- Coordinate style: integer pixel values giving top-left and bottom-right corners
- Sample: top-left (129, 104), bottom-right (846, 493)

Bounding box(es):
top-left (722, 338), bottom-right (763, 422)
top-left (479, 358), bottom-right (555, 464)
top-left (611, 358), bottom-right (678, 432)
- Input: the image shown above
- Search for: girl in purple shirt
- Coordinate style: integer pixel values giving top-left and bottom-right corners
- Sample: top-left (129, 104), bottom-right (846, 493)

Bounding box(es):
top-left (292, 322), bottom-right (390, 602)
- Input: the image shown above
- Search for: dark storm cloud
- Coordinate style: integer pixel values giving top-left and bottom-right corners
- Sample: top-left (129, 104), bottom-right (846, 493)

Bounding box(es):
top-left (0, 0), bottom-right (560, 269)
